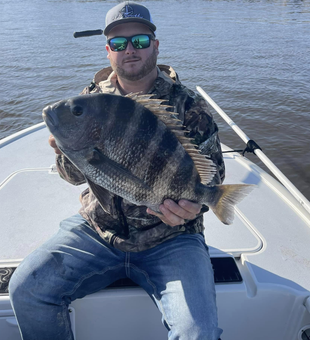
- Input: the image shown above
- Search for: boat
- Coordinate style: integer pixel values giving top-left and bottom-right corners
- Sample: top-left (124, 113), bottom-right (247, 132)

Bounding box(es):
top-left (1, 88), bottom-right (310, 340)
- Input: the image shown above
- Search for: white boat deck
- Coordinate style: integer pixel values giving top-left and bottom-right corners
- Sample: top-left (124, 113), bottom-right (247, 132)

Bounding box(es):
top-left (1, 124), bottom-right (310, 340)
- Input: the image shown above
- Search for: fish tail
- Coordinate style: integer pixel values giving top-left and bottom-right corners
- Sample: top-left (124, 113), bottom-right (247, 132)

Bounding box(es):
top-left (205, 184), bottom-right (255, 224)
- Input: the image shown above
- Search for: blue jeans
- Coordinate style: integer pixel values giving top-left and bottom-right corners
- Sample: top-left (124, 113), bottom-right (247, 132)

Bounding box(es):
top-left (9, 214), bottom-right (222, 340)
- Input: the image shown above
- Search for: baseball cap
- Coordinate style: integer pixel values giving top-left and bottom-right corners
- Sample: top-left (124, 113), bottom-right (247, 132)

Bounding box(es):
top-left (104, 1), bottom-right (156, 36)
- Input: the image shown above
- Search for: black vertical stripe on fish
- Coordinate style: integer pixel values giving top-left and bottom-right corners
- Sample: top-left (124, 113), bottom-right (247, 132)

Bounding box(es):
top-left (123, 106), bottom-right (159, 171)
top-left (144, 129), bottom-right (179, 188)
top-left (168, 152), bottom-right (195, 194)
top-left (97, 97), bottom-right (139, 168)
top-left (193, 175), bottom-right (207, 201)
top-left (115, 96), bottom-right (136, 119)
top-left (108, 97), bottom-right (136, 137)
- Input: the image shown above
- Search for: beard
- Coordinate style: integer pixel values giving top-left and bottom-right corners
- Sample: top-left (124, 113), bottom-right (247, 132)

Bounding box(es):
top-left (111, 47), bottom-right (157, 81)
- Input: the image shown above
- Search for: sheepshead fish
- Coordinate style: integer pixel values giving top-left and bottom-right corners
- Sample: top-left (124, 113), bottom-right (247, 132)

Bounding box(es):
top-left (42, 93), bottom-right (253, 224)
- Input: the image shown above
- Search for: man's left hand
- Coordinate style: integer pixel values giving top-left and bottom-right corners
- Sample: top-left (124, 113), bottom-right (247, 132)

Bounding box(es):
top-left (147, 199), bottom-right (202, 227)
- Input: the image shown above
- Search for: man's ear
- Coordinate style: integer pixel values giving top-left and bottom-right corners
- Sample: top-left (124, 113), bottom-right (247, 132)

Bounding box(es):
top-left (154, 39), bottom-right (159, 56)
top-left (105, 45), bottom-right (110, 59)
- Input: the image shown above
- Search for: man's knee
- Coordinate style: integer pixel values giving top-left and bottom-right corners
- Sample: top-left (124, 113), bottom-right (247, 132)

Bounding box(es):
top-left (9, 253), bottom-right (55, 307)
top-left (167, 313), bottom-right (222, 340)
top-left (9, 266), bottom-right (33, 308)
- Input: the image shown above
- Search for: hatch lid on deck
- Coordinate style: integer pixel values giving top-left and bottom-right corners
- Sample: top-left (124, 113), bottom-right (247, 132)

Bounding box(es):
top-left (205, 148), bottom-right (264, 257)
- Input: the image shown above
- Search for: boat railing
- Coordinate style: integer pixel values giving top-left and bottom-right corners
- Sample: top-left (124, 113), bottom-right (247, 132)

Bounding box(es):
top-left (197, 86), bottom-right (310, 215)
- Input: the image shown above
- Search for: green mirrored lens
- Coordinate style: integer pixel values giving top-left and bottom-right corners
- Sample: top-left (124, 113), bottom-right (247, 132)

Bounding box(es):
top-left (109, 35), bottom-right (152, 52)
top-left (131, 35), bottom-right (150, 49)
top-left (109, 37), bottom-right (127, 51)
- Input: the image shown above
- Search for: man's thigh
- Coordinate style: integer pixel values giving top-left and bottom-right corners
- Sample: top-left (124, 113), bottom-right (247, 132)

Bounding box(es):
top-left (10, 214), bottom-right (127, 303)
top-left (129, 233), bottom-right (222, 340)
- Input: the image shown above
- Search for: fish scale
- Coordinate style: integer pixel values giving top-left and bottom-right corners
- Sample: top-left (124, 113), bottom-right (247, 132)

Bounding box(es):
top-left (43, 93), bottom-right (254, 224)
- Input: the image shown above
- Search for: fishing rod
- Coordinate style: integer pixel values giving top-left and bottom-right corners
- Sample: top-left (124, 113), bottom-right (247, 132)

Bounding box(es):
top-left (196, 86), bottom-right (310, 215)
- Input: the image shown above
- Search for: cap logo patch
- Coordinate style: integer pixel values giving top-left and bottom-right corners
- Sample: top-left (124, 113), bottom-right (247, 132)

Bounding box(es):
top-left (115, 5), bottom-right (143, 20)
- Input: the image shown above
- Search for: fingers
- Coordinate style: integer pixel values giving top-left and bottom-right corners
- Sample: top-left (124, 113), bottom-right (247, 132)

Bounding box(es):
top-left (48, 134), bottom-right (62, 155)
top-left (146, 207), bottom-right (178, 226)
top-left (159, 203), bottom-right (185, 226)
top-left (165, 199), bottom-right (202, 220)
top-left (180, 200), bottom-right (202, 215)
top-left (147, 200), bottom-right (202, 227)
top-left (146, 208), bottom-right (172, 225)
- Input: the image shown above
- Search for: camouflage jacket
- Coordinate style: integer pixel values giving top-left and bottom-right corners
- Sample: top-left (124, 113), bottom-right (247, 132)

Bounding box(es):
top-left (56, 65), bottom-right (225, 252)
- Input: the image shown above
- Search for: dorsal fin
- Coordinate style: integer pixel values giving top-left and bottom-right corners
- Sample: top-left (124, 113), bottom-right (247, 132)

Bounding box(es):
top-left (126, 93), bottom-right (217, 185)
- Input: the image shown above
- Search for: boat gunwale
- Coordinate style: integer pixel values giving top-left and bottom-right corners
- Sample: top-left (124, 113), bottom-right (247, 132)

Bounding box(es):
top-left (0, 122), bottom-right (46, 148)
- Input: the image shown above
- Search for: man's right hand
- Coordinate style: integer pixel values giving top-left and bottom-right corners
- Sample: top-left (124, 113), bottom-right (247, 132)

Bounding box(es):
top-left (48, 134), bottom-right (62, 155)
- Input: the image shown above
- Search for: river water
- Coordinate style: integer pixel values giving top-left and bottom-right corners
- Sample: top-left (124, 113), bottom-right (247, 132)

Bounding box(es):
top-left (0, 0), bottom-right (309, 200)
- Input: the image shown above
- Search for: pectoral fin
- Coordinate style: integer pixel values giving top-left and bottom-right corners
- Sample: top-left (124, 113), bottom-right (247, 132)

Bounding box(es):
top-left (87, 148), bottom-right (150, 189)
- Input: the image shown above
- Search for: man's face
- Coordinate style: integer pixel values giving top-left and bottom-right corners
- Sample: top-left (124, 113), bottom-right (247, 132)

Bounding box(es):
top-left (106, 23), bottom-right (159, 81)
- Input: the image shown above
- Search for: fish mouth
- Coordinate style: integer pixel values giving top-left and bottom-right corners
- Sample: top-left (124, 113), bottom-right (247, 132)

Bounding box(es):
top-left (42, 105), bottom-right (59, 131)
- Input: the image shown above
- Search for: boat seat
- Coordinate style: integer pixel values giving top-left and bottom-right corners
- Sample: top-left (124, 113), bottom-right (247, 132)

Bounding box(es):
top-left (1, 257), bottom-right (242, 295)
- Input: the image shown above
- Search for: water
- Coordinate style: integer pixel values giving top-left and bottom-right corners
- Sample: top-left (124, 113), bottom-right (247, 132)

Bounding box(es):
top-left (0, 0), bottom-right (309, 200)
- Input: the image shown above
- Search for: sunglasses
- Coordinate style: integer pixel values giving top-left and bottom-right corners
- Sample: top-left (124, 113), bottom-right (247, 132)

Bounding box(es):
top-left (107, 34), bottom-right (155, 52)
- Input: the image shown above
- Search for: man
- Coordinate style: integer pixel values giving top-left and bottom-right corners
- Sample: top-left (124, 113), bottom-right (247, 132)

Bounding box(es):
top-left (9, 2), bottom-right (224, 339)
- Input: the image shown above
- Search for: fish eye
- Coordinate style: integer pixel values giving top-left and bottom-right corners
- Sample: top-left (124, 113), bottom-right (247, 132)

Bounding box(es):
top-left (71, 105), bottom-right (83, 116)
